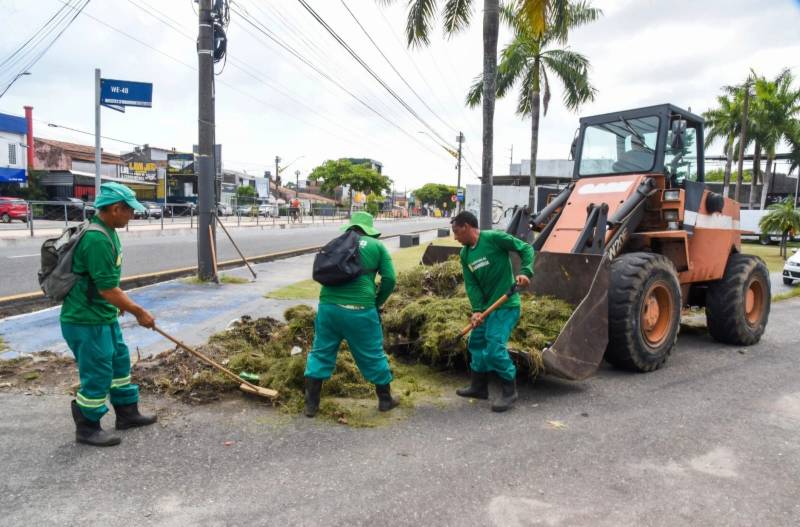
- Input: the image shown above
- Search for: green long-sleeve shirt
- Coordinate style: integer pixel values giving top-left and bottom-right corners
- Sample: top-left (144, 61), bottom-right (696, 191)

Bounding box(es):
top-left (319, 234), bottom-right (396, 308)
top-left (460, 230), bottom-right (534, 312)
top-left (60, 216), bottom-right (122, 325)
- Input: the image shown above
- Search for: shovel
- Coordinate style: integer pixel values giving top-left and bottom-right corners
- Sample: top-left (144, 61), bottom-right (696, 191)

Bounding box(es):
top-left (440, 284), bottom-right (519, 351)
top-left (153, 325), bottom-right (278, 399)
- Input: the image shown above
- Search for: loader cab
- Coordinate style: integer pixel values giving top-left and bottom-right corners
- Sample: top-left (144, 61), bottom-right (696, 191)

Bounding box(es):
top-left (574, 104), bottom-right (705, 188)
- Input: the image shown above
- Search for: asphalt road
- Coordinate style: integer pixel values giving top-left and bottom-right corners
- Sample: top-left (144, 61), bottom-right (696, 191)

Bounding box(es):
top-left (0, 218), bottom-right (448, 297)
top-left (0, 298), bottom-right (798, 526)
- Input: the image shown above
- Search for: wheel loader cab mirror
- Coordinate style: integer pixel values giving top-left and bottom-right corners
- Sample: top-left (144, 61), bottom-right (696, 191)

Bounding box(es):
top-left (569, 128), bottom-right (579, 160)
top-left (670, 120), bottom-right (687, 150)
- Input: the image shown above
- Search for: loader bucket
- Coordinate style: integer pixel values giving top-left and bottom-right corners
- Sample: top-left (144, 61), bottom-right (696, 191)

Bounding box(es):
top-left (421, 244), bottom-right (461, 265)
top-left (530, 253), bottom-right (610, 380)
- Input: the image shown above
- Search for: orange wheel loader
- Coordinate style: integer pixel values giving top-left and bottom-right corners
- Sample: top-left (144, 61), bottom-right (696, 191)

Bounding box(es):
top-left (428, 104), bottom-right (771, 381)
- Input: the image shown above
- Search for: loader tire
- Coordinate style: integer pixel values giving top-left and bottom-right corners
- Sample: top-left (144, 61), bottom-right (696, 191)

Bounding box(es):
top-left (706, 253), bottom-right (770, 345)
top-left (606, 253), bottom-right (681, 372)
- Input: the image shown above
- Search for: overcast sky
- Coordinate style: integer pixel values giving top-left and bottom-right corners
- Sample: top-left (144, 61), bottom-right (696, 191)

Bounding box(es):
top-left (1, 0), bottom-right (799, 189)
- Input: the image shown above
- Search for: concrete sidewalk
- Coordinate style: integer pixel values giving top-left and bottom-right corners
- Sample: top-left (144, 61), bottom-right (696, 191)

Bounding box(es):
top-left (0, 229), bottom-right (443, 359)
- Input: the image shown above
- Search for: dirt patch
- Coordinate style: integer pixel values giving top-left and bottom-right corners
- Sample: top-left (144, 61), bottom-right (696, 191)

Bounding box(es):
top-left (0, 351), bottom-right (77, 395)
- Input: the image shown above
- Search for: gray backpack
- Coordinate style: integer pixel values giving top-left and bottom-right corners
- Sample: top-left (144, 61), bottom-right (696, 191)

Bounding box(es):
top-left (38, 222), bottom-right (114, 301)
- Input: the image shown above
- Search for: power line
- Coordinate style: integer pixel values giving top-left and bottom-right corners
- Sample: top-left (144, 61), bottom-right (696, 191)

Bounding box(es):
top-left (0, 0), bottom-right (75, 70)
top-left (1, 0), bottom-right (90, 96)
top-left (294, 0), bottom-right (455, 150)
top-left (338, 0), bottom-right (459, 136)
top-left (53, 0), bottom-right (387, 152)
top-left (124, 0), bottom-right (381, 149)
top-left (230, 2), bottom-right (444, 159)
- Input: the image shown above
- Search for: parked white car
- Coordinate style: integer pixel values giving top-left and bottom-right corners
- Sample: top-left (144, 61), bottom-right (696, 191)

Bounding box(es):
top-left (782, 249), bottom-right (800, 285)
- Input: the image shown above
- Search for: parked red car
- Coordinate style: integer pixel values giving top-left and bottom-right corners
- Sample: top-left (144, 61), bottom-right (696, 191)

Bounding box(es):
top-left (0, 196), bottom-right (28, 223)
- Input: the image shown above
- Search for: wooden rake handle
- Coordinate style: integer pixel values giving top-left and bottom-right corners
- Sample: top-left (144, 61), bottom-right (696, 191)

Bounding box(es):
top-left (457, 284), bottom-right (519, 338)
top-left (152, 325), bottom-right (277, 398)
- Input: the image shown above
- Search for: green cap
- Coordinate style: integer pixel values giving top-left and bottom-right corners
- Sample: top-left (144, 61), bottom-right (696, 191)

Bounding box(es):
top-left (340, 211), bottom-right (380, 237)
top-left (94, 182), bottom-right (145, 212)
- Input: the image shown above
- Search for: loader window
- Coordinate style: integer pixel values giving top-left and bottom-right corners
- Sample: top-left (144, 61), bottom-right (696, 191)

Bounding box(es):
top-left (665, 126), bottom-right (698, 185)
top-left (579, 116), bottom-right (659, 176)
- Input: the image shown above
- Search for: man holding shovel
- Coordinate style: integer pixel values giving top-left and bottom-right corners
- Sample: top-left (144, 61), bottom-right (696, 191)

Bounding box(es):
top-left (60, 182), bottom-right (157, 446)
top-left (451, 211), bottom-right (534, 412)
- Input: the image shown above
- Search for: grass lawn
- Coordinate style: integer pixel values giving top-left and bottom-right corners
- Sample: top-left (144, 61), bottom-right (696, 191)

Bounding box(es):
top-left (267, 237), bottom-right (460, 300)
top-left (740, 241), bottom-right (800, 273)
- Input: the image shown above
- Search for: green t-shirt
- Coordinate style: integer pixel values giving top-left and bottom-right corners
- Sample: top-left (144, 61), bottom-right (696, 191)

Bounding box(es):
top-left (60, 216), bottom-right (122, 325)
top-left (319, 234), bottom-right (396, 308)
top-left (460, 230), bottom-right (535, 312)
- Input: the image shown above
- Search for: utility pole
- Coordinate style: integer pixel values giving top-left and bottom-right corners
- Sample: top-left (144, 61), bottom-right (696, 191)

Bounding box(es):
top-left (734, 80), bottom-right (751, 204)
top-left (295, 169), bottom-right (300, 198)
top-left (509, 145), bottom-right (513, 175)
top-left (274, 155), bottom-right (281, 195)
top-left (456, 132), bottom-right (464, 213)
top-left (196, 0), bottom-right (215, 280)
top-left (94, 68), bottom-right (101, 199)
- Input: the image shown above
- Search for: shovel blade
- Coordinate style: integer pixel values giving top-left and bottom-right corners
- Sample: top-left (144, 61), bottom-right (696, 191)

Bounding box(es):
top-left (530, 253), bottom-right (610, 380)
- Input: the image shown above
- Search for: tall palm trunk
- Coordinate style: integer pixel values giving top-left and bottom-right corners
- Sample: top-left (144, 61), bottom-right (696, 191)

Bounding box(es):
top-left (528, 85), bottom-right (541, 212)
top-left (749, 142), bottom-right (760, 209)
top-left (479, 0), bottom-right (500, 229)
top-left (759, 154), bottom-right (774, 210)
top-left (722, 134), bottom-right (734, 197)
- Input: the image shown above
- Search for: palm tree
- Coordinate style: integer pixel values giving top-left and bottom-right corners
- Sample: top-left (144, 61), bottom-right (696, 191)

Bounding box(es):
top-left (703, 91), bottom-right (743, 198)
top-left (750, 69), bottom-right (800, 210)
top-left (759, 198), bottom-right (800, 259)
top-left (380, 0), bottom-right (570, 228)
top-left (466, 1), bottom-right (600, 211)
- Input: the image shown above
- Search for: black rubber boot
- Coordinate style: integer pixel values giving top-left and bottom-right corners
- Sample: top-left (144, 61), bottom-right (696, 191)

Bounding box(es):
top-left (375, 384), bottom-right (399, 412)
top-left (455, 371), bottom-right (489, 400)
top-left (114, 402), bottom-right (158, 430)
top-left (304, 377), bottom-right (323, 418)
top-left (71, 400), bottom-right (121, 447)
top-left (491, 377), bottom-right (518, 413)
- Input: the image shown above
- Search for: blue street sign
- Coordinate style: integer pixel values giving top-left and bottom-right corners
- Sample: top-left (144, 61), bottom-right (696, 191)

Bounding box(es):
top-left (100, 78), bottom-right (152, 108)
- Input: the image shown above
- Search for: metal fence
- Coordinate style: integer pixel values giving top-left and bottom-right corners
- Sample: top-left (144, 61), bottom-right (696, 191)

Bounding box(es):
top-left (0, 199), bottom-right (417, 237)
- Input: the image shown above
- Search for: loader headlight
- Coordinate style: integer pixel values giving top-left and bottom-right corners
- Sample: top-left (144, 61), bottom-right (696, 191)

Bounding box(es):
top-left (663, 189), bottom-right (681, 201)
top-left (663, 210), bottom-right (679, 221)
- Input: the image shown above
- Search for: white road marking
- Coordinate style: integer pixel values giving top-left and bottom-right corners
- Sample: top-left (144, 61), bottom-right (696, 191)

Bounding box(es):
top-left (6, 253), bottom-right (39, 259)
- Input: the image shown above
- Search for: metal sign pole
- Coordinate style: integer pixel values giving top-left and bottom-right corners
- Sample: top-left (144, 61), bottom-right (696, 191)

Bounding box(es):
top-left (94, 68), bottom-right (101, 199)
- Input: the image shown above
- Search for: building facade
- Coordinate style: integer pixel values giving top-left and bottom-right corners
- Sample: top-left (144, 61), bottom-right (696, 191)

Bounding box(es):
top-left (0, 112), bottom-right (28, 186)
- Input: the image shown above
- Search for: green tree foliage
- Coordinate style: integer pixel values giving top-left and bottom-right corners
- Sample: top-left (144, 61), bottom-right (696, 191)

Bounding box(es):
top-left (466, 1), bottom-right (599, 211)
top-left (379, 0), bottom-right (572, 228)
top-left (750, 69), bottom-right (800, 209)
top-left (760, 198), bottom-right (800, 259)
top-left (413, 183), bottom-right (457, 211)
top-left (703, 89), bottom-right (744, 196)
top-left (308, 160), bottom-right (391, 211)
top-left (366, 193), bottom-right (384, 216)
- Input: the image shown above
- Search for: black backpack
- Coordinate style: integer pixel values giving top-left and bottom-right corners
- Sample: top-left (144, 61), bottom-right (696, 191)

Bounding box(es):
top-left (312, 229), bottom-right (366, 286)
top-left (38, 222), bottom-right (114, 301)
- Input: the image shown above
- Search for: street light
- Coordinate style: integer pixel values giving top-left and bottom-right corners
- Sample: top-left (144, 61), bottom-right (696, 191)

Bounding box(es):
top-left (295, 169), bottom-right (300, 198)
top-left (0, 71), bottom-right (32, 99)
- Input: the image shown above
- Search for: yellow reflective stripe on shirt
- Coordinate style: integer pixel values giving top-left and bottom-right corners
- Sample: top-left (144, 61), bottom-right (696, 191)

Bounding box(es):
top-left (76, 392), bottom-right (107, 408)
top-left (110, 375), bottom-right (131, 389)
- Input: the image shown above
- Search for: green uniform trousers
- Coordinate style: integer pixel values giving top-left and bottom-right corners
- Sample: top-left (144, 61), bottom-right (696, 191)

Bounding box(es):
top-left (468, 307), bottom-right (520, 381)
top-left (61, 321), bottom-right (139, 422)
top-left (304, 303), bottom-right (393, 385)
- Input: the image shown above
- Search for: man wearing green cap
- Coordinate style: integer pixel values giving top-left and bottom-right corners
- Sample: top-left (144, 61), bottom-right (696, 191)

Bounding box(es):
top-left (304, 211), bottom-right (399, 417)
top-left (60, 182), bottom-right (158, 447)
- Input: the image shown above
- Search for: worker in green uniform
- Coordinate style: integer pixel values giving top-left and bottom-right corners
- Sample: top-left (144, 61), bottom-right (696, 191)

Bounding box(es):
top-left (304, 211), bottom-right (398, 417)
top-left (60, 182), bottom-right (157, 446)
top-left (450, 210), bottom-right (534, 412)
